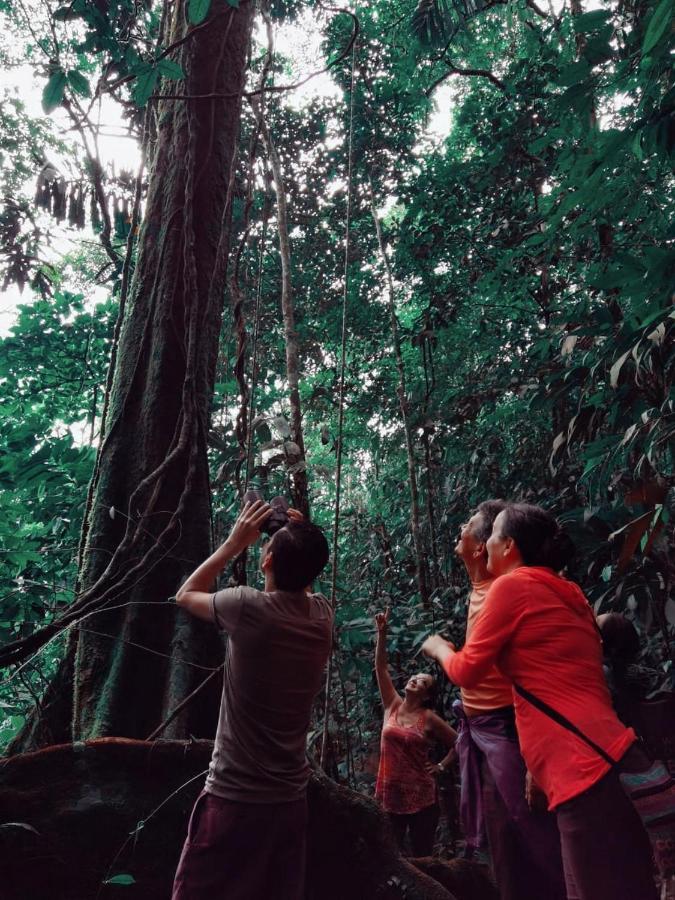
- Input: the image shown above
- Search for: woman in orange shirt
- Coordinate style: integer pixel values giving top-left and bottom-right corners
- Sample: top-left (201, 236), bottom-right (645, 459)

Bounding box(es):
top-left (423, 503), bottom-right (657, 900)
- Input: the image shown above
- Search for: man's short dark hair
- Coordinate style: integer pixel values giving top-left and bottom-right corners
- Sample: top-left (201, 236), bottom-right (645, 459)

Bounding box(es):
top-left (268, 520), bottom-right (330, 591)
top-left (473, 499), bottom-right (507, 543)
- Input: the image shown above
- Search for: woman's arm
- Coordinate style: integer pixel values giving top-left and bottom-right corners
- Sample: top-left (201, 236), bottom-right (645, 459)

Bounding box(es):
top-left (426, 712), bottom-right (457, 774)
top-left (421, 635), bottom-right (456, 675)
top-left (423, 575), bottom-right (522, 688)
top-left (374, 609), bottom-right (400, 710)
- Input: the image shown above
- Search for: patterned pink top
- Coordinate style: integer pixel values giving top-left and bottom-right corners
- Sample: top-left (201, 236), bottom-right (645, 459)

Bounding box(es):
top-left (375, 706), bottom-right (436, 814)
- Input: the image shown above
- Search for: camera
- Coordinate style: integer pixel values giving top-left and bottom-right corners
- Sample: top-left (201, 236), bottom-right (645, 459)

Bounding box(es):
top-left (243, 490), bottom-right (290, 536)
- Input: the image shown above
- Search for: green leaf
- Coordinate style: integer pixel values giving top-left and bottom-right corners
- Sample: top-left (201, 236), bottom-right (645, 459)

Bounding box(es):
top-left (132, 66), bottom-right (159, 107)
top-left (67, 70), bottom-right (91, 98)
top-left (103, 874), bottom-right (136, 886)
top-left (157, 58), bottom-right (184, 80)
top-left (610, 349), bottom-right (631, 388)
top-left (583, 36), bottom-right (614, 65)
top-left (42, 70), bottom-right (67, 114)
top-left (226, 0), bottom-right (239, 5)
top-left (188, 0), bottom-right (211, 24)
top-left (642, 0), bottom-right (674, 54)
top-left (574, 9), bottom-right (612, 32)
top-left (555, 60), bottom-right (591, 88)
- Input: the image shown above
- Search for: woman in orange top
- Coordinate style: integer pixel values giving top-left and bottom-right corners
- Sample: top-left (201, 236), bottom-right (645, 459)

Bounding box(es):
top-left (423, 503), bottom-right (657, 900)
top-left (374, 608), bottom-right (457, 856)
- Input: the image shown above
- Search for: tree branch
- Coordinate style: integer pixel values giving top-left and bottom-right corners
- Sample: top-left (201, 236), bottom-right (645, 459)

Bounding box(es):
top-left (426, 56), bottom-right (507, 95)
top-left (525, 0), bottom-right (550, 18)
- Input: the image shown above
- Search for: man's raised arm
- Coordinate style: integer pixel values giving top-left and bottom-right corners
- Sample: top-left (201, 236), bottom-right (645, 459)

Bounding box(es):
top-left (176, 499), bottom-right (272, 622)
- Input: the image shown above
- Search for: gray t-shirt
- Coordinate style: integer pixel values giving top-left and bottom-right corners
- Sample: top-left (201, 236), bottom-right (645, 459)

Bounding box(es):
top-left (205, 585), bottom-right (333, 803)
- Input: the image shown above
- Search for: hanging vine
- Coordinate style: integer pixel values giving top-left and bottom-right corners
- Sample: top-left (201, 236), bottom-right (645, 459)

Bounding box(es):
top-left (369, 178), bottom-right (431, 609)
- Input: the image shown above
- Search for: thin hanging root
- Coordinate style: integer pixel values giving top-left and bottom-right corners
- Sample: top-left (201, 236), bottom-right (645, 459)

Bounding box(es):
top-left (243, 197), bottom-right (270, 488)
top-left (369, 176), bottom-right (430, 608)
top-left (248, 2), bottom-right (310, 516)
top-left (78, 627), bottom-right (218, 673)
top-left (0, 421), bottom-right (202, 669)
top-left (231, 48), bottom-right (272, 498)
top-left (96, 767), bottom-right (209, 900)
top-left (1, 102), bottom-right (212, 670)
top-left (320, 36), bottom-right (358, 773)
top-left (146, 663), bottom-right (224, 740)
top-left (0, 600), bottom-right (180, 692)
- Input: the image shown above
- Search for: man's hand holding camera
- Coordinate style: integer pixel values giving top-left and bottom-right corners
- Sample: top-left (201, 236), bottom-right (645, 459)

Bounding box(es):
top-left (224, 499), bottom-right (273, 556)
top-left (224, 500), bottom-right (304, 555)
top-left (175, 494), bottom-right (306, 622)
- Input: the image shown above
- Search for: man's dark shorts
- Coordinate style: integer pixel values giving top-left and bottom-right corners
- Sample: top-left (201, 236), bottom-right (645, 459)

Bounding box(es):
top-left (171, 790), bottom-right (308, 900)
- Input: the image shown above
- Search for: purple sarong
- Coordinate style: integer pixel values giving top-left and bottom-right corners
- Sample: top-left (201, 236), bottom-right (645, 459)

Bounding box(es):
top-left (454, 700), bottom-right (567, 900)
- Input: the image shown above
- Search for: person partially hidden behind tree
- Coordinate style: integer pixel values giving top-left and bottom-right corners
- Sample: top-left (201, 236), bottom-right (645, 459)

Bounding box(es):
top-left (452, 500), bottom-right (567, 900)
top-left (171, 499), bottom-right (333, 900)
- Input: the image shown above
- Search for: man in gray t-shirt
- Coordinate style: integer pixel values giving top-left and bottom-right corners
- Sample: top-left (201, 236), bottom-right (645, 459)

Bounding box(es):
top-left (171, 500), bottom-right (333, 900)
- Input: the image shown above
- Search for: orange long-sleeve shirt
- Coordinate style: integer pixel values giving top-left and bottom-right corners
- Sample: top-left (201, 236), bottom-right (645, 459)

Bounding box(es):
top-left (445, 566), bottom-right (635, 809)
top-left (460, 578), bottom-right (514, 711)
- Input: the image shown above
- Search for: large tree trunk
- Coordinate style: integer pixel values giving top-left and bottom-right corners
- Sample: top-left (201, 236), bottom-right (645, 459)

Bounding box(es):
top-left (0, 738), bottom-right (499, 900)
top-left (72, 0), bottom-right (256, 742)
top-left (9, 0), bottom-right (256, 750)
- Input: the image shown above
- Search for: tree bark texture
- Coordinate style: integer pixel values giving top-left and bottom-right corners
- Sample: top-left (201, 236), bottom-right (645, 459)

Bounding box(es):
top-left (8, 0), bottom-right (256, 749)
top-left (0, 738), bottom-right (499, 900)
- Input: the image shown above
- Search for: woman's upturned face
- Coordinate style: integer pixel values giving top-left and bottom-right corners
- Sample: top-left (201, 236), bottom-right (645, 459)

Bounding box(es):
top-left (486, 510), bottom-right (511, 576)
top-left (405, 673), bottom-right (434, 699)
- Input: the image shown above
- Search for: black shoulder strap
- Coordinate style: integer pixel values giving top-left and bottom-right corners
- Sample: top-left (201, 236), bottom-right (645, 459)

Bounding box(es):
top-left (514, 682), bottom-right (616, 766)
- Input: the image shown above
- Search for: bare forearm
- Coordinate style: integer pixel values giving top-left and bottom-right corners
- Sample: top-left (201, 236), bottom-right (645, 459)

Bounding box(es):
top-left (435, 645), bottom-right (456, 678)
top-left (439, 726), bottom-right (458, 767)
top-left (426, 641), bottom-right (455, 675)
top-left (374, 630), bottom-right (398, 708)
top-left (439, 746), bottom-right (456, 769)
top-left (428, 713), bottom-right (457, 769)
top-left (176, 499), bottom-right (272, 622)
top-left (176, 539), bottom-right (239, 604)
top-left (375, 633), bottom-right (388, 672)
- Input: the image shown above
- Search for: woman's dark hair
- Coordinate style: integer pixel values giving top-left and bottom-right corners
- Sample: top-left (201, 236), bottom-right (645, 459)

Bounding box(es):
top-left (268, 520), bottom-right (330, 591)
top-left (499, 503), bottom-right (575, 571)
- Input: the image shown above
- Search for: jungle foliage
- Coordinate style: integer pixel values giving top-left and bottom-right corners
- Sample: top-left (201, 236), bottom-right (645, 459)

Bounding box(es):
top-left (0, 0), bottom-right (673, 773)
